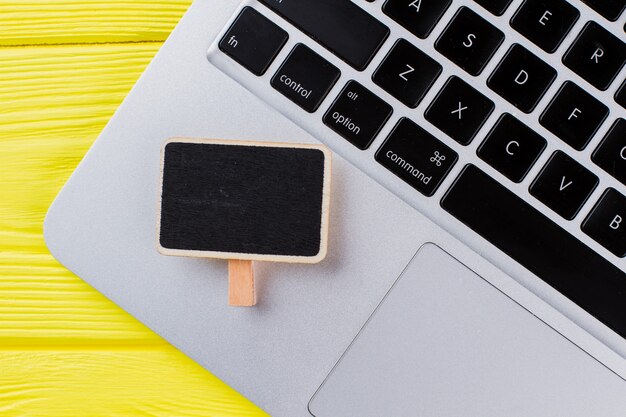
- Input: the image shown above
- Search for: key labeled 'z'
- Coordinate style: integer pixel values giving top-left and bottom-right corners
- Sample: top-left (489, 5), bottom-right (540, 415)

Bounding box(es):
top-left (559, 176), bottom-right (573, 191)
top-left (399, 65), bottom-right (415, 81)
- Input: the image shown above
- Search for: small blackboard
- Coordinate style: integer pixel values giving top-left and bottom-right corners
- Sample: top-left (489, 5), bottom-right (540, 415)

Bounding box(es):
top-left (157, 138), bottom-right (331, 263)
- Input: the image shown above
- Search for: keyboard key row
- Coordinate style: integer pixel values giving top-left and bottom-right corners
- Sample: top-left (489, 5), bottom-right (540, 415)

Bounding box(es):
top-left (441, 165), bottom-right (626, 339)
top-left (219, 5), bottom-right (625, 224)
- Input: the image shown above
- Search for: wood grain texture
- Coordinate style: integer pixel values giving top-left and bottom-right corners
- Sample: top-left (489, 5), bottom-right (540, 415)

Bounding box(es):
top-left (0, 1), bottom-right (190, 46)
top-left (0, 2), bottom-right (267, 415)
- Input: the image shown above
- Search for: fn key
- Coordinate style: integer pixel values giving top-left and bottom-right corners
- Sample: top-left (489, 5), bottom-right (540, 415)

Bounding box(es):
top-left (219, 7), bottom-right (288, 76)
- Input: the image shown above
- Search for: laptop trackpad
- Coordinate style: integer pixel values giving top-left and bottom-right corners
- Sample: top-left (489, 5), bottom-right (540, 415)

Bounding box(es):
top-left (309, 243), bottom-right (626, 417)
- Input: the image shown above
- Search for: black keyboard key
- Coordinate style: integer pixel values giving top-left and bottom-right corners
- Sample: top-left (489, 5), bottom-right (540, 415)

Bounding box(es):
top-left (539, 81), bottom-right (609, 150)
top-left (258, 0), bottom-right (389, 71)
top-left (582, 188), bottom-right (626, 257)
top-left (530, 151), bottom-right (599, 219)
top-left (219, 7), bottom-right (288, 76)
top-left (383, 0), bottom-right (452, 39)
top-left (435, 7), bottom-right (505, 76)
top-left (478, 113), bottom-right (546, 183)
top-left (425, 76), bottom-right (495, 146)
top-left (563, 21), bottom-right (626, 91)
top-left (474, 0), bottom-right (513, 16)
top-left (580, 0), bottom-right (626, 21)
top-left (441, 164), bottom-right (626, 339)
top-left (271, 44), bottom-right (340, 113)
top-left (592, 119), bottom-right (626, 186)
top-left (616, 79), bottom-right (626, 109)
top-left (376, 118), bottom-right (458, 196)
top-left (510, 0), bottom-right (580, 53)
top-left (324, 81), bottom-right (393, 150)
top-left (373, 39), bottom-right (442, 108)
top-left (488, 44), bottom-right (557, 113)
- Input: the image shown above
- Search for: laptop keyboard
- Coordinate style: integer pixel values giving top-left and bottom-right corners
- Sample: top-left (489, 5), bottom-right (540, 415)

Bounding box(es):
top-left (209, 0), bottom-right (626, 338)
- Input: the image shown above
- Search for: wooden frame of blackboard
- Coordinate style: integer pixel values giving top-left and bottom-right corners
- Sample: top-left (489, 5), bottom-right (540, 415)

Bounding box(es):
top-left (156, 137), bottom-right (332, 264)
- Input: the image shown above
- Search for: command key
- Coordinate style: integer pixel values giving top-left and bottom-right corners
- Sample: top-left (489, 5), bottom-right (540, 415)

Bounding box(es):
top-left (376, 118), bottom-right (458, 197)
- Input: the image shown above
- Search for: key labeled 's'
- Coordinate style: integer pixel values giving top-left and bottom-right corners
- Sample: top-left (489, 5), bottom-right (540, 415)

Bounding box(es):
top-left (435, 7), bottom-right (505, 76)
top-left (582, 188), bottom-right (626, 257)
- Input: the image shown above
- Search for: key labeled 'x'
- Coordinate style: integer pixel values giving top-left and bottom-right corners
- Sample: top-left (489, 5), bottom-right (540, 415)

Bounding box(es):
top-left (451, 101), bottom-right (468, 119)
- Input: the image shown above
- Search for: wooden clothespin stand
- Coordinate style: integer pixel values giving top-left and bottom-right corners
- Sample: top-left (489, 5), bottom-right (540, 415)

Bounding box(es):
top-left (157, 138), bottom-right (332, 306)
top-left (228, 259), bottom-right (256, 306)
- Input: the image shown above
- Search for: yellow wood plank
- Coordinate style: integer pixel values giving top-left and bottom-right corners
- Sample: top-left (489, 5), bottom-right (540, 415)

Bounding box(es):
top-left (0, 13), bottom-right (266, 417)
top-left (0, 350), bottom-right (268, 416)
top-left (0, 43), bottom-right (167, 345)
top-left (0, 1), bottom-right (191, 46)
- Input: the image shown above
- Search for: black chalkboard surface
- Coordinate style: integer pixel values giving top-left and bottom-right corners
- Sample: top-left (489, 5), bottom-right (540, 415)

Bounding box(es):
top-left (157, 138), bottom-right (331, 264)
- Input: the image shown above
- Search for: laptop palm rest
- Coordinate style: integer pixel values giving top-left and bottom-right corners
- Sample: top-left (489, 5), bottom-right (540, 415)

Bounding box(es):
top-left (309, 243), bottom-right (626, 417)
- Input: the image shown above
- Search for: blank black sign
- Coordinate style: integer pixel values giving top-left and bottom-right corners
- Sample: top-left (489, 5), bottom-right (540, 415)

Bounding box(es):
top-left (159, 141), bottom-right (328, 259)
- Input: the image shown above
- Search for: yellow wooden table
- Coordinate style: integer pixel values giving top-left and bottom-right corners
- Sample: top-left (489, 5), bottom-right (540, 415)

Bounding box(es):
top-left (0, 2), bottom-right (267, 415)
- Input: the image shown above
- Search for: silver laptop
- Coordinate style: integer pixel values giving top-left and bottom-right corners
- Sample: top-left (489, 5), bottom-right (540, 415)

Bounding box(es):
top-left (44, 0), bottom-right (626, 415)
